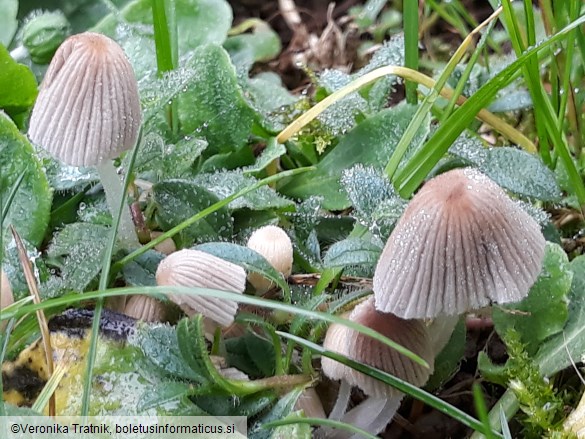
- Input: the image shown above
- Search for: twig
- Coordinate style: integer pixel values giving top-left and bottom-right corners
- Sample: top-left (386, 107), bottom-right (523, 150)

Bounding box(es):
top-left (10, 226), bottom-right (56, 417)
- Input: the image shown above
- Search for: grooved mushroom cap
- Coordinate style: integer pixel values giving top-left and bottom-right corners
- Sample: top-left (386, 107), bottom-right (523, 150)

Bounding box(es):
top-left (321, 297), bottom-right (433, 398)
top-left (373, 168), bottom-right (546, 319)
top-left (155, 249), bottom-right (246, 327)
top-left (28, 32), bottom-right (141, 167)
top-left (124, 295), bottom-right (167, 322)
top-left (246, 225), bottom-right (293, 294)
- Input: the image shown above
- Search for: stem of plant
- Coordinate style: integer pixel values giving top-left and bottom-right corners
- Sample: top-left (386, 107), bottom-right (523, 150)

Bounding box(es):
top-left (97, 163), bottom-right (140, 249)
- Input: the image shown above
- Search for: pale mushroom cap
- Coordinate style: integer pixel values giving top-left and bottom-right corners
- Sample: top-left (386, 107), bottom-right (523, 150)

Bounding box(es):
top-left (1, 270), bottom-right (14, 331)
top-left (28, 32), bottom-right (142, 167)
top-left (373, 168), bottom-right (546, 319)
top-left (321, 297), bottom-right (433, 398)
top-left (156, 249), bottom-right (246, 326)
top-left (247, 225), bottom-right (293, 294)
top-left (124, 295), bottom-right (167, 322)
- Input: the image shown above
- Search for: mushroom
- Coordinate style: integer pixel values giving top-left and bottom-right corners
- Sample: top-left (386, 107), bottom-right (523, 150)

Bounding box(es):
top-left (1, 270), bottom-right (14, 331)
top-left (124, 295), bottom-right (167, 322)
top-left (321, 296), bottom-right (434, 438)
top-left (155, 249), bottom-right (246, 327)
top-left (28, 32), bottom-right (142, 248)
top-left (246, 225), bottom-right (293, 294)
top-left (373, 167), bottom-right (546, 319)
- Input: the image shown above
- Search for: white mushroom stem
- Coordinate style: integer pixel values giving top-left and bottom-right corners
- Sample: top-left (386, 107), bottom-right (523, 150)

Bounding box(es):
top-left (324, 389), bottom-right (402, 439)
top-left (328, 379), bottom-right (352, 421)
top-left (97, 162), bottom-right (139, 249)
top-left (344, 396), bottom-right (402, 439)
top-left (427, 315), bottom-right (460, 357)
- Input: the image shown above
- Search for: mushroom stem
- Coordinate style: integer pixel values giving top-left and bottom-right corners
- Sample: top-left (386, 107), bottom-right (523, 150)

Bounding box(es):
top-left (343, 396), bottom-right (402, 439)
top-left (324, 394), bottom-right (402, 439)
top-left (97, 162), bottom-right (139, 249)
top-left (427, 315), bottom-right (460, 356)
top-left (328, 379), bottom-right (352, 421)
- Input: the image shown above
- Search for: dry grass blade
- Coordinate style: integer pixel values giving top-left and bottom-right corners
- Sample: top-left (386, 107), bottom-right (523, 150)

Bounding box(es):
top-left (9, 226), bottom-right (56, 417)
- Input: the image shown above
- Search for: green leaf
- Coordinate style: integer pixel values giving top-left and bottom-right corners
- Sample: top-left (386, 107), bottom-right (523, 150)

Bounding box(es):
top-left (426, 319), bottom-right (466, 391)
top-left (481, 148), bottom-right (561, 201)
top-left (451, 138), bottom-right (561, 201)
top-left (0, 0), bottom-right (17, 46)
top-left (536, 254), bottom-right (585, 376)
top-left (249, 388), bottom-right (304, 439)
top-left (45, 223), bottom-right (114, 293)
top-left (94, 0), bottom-right (232, 79)
top-left (134, 323), bottom-right (203, 382)
top-left (492, 243), bottom-right (572, 355)
top-left (322, 237), bottom-right (382, 269)
top-left (152, 179), bottom-right (233, 248)
top-left (0, 45), bottom-right (38, 115)
top-left (279, 104), bottom-right (430, 210)
top-left (176, 316), bottom-right (239, 392)
top-left (245, 73), bottom-right (297, 133)
top-left (268, 412), bottom-right (313, 439)
top-left (195, 242), bottom-right (289, 292)
top-left (194, 170), bottom-right (294, 211)
top-left (0, 112), bottom-right (50, 247)
top-left (178, 44), bottom-right (257, 153)
top-left (195, 242), bottom-right (290, 295)
top-left (133, 133), bottom-right (208, 179)
top-left (224, 21), bottom-right (281, 67)
top-left (194, 391), bottom-right (275, 417)
top-left (245, 138), bottom-right (287, 174)
top-left (225, 333), bottom-right (276, 378)
top-left (340, 164), bottom-right (406, 236)
top-left (477, 351), bottom-right (508, 387)
top-left (137, 381), bottom-right (194, 412)
top-left (122, 250), bottom-right (165, 287)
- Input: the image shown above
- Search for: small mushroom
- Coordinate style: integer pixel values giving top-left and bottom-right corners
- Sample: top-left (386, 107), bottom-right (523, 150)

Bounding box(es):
top-left (321, 296), bottom-right (433, 437)
top-left (1, 270), bottom-right (14, 331)
top-left (124, 295), bottom-right (167, 322)
top-left (373, 167), bottom-right (546, 319)
top-left (246, 225), bottom-right (293, 294)
top-left (28, 32), bottom-right (142, 248)
top-left (156, 249), bottom-right (246, 327)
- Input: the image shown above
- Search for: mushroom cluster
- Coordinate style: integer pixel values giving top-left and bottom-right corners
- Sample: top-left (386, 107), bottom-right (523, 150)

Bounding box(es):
top-left (320, 167), bottom-right (546, 436)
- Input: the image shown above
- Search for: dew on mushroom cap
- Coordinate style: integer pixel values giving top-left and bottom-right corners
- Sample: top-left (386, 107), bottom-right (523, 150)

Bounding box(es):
top-left (28, 32), bottom-right (141, 167)
top-left (373, 167), bottom-right (546, 319)
top-left (27, 32), bottom-right (143, 248)
top-left (322, 296), bottom-right (433, 398)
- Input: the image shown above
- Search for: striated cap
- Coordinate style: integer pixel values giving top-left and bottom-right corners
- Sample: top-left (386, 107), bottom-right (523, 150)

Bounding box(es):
top-left (124, 295), bottom-right (167, 322)
top-left (321, 297), bottom-right (433, 398)
top-left (28, 32), bottom-right (141, 167)
top-left (373, 168), bottom-right (546, 319)
top-left (246, 225), bottom-right (293, 294)
top-left (156, 249), bottom-right (246, 327)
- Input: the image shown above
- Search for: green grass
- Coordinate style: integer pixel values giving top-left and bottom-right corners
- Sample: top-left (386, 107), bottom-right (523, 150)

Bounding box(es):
top-left (2, 0), bottom-right (585, 436)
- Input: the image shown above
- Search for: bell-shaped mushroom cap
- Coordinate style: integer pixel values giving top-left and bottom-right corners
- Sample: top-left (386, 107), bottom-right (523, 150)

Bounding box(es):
top-left (321, 297), bottom-right (433, 398)
top-left (28, 32), bottom-right (141, 167)
top-left (124, 295), bottom-right (167, 322)
top-left (373, 168), bottom-right (546, 319)
top-left (247, 225), bottom-right (293, 294)
top-left (156, 249), bottom-right (246, 327)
